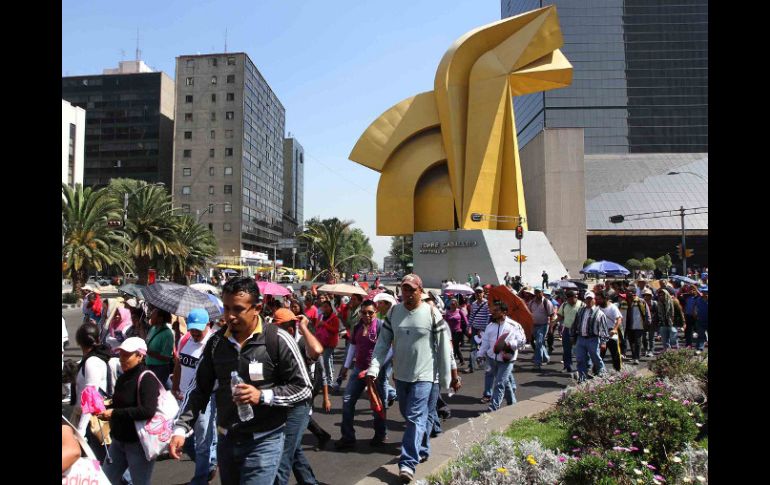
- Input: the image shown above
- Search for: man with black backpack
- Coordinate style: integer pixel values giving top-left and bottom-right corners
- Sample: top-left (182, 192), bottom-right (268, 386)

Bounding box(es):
top-left (169, 277), bottom-right (313, 485)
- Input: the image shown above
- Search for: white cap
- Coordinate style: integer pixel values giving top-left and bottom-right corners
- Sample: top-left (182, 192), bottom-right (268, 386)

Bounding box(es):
top-left (117, 337), bottom-right (147, 355)
top-left (373, 293), bottom-right (397, 306)
top-left (583, 291), bottom-right (595, 300)
top-left (286, 286), bottom-right (294, 293)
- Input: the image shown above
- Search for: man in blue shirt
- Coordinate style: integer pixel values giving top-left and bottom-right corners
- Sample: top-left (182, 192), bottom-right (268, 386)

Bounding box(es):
top-left (694, 286), bottom-right (708, 353)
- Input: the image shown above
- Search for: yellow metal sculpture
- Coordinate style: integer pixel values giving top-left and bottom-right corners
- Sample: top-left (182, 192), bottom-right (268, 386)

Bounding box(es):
top-left (349, 6), bottom-right (572, 235)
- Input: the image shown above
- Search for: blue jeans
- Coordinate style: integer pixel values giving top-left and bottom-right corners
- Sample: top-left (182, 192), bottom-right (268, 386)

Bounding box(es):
top-left (488, 360), bottom-right (515, 411)
top-left (659, 326), bottom-right (678, 350)
top-left (483, 361), bottom-right (494, 397)
top-left (218, 426), bottom-right (286, 485)
top-left (483, 357), bottom-right (515, 400)
top-left (182, 397), bottom-right (218, 485)
top-left (320, 347), bottom-right (335, 386)
top-left (381, 353), bottom-right (397, 404)
top-left (395, 380), bottom-right (433, 473)
top-left (575, 336), bottom-right (605, 382)
top-left (561, 326), bottom-right (574, 371)
top-left (275, 400), bottom-right (317, 485)
top-left (533, 324), bottom-right (550, 365)
top-left (341, 367), bottom-right (387, 442)
top-left (103, 439), bottom-right (155, 485)
top-left (695, 321), bottom-right (708, 351)
top-left (420, 383), bottom-right (440, 459)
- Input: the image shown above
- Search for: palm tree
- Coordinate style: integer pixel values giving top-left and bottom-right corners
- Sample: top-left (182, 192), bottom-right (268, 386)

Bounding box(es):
top-left (62, 183), bottom-right (130, 294)
top-left (166, 215), bottom-right (218, 284)
top-left (108, 179), bottom-right (182, 284)
top-left (339, 227), bottom-right (374, 276)
top-left (300, 218), bottom-right (372, 283)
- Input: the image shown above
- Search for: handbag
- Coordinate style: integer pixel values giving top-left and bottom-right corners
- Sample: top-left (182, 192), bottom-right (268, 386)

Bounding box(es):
top-left (88, 402), bottom-right (112, 445)
top-left (134, 370), bottom-right (180, 461)
top-left (62, 416), bottom-right (111, 485)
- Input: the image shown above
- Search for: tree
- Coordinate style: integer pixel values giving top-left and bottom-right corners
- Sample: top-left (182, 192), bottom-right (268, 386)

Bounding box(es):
top-left (625, 259), bottom-right (642, 271)
top-left (165, 215), bottom-right (218, 284)
top-left (339, 227), bottom-right (374, 276)
top-left (655, 254), bottom-right (672, 274)
top-left (389, 235), bottom-right (413, 272)
top-left (62, 183), bottom-right (130, 294)
top-left (640, 257), bottom-right (656, 271)
top-left (107, 179), bottom-right (181, 285)
top-left (300, 218), bottom-right (372, 282)
top-left (582, 258), bottom-right (596, 268)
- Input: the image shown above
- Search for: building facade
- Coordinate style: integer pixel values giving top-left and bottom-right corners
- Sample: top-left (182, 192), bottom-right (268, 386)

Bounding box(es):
top-left (502, 0), bottom-right (708, 154)
top-left (172, 53), bottom-right (287, 259)
top-left (62, 99), bottom-right (86, 187)
top-left (61, 61), bottom-right (175, 187)
top-left (281, 137), bottom-right (305, 265)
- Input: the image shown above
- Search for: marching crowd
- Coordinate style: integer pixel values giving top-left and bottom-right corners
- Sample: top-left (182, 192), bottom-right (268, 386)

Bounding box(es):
top-left (62, 271), bottom-right (708, 485)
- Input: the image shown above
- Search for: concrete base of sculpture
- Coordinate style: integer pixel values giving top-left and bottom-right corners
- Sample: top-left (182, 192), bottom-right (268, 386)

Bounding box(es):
top-left (413, 229), bottom-right (569, 289)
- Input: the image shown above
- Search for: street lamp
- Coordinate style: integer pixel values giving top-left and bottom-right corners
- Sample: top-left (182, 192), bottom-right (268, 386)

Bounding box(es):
top-left (470, 212), bottom-right (526, 278)
top-left (667, 171), bottom-right (708, 183)
top-left (123, 182), bottom-right (165, 226)
top-left (196, 202), bottom-right (231, 223)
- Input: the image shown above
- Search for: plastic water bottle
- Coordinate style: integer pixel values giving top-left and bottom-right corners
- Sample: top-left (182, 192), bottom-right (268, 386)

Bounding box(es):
top-left (231, 371), bottom-right (254, 422)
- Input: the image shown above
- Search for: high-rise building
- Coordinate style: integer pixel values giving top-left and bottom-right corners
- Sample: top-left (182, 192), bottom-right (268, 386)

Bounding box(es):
top-left (502, 0), bottom-right (708, 154)
top-left (172, 53), bottom-right (287, 260)
top-left (61, 61), bottom-right (176, 187)
top-left (62, 99), bottom-right (85, 187)
top-left (282, 137), bottom-right (305, 265)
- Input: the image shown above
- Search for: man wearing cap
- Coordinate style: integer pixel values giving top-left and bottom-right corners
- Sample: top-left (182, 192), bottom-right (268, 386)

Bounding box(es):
top-left (635, 279), bottom-right (648, 298)
top-left (169, 277), bottom-right (313, 485)
top-left (641, 289), bottom-right (658, 357)
top-left (171, 308), bottom-right (218, 485)
top-left (693, 286), bottom-right (708, 354)
top-left (465, 287), bottom-right (490, 375)
top-left (543, 288), bottom-right (558, 355)
top-left (570, 291), bottom-right (610, 382)
top-left (681, 285), bottom-right (698, 348)
top-left (374, 292), bottom-right (399, 406)
top-left (557, 290), bottom-right (584, 373)
top-left (527, 287), bottom-right (556, 370)
top-left (366, 274), bottom-right (460, 484)
top-left (619, 288), bottom-right (649, 365)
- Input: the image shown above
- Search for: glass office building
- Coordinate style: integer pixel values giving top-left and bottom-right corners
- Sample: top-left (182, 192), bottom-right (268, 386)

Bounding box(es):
top-left (502, 0), bottom-right (708, 154)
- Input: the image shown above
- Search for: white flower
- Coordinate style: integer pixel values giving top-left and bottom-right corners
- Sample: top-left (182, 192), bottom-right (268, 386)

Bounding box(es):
top-left (683, 477), bottom-right (692, 483)
top-left (696, 476), bottom-right (706, 483)
top-left (673, 456), bottom-right (682, 463)
top-left (644, 448), bottom-right (650, 454)
top-left (634, 468), bottom-right (643, 475)
top-left (688, 412), bottom-right (694, 416)
top-left (695, 423), bottom-right (703, 428)
top-left (654, 480), bottom-right (661, 485)
top-left (656, 402), bottom-right (662, 407)
top-left (641, 461), bottom-right (648, 466)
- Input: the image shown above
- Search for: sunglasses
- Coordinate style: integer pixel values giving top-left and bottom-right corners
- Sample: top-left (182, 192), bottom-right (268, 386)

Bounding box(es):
top-left (362, 310), bottom-right (377, 316)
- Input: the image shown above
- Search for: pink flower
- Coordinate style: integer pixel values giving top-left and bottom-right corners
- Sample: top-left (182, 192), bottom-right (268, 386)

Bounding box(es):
top-left (572, 435), bottom-right (579, 440)
top-left (572, 448), bottom-right (581, 453)
top-left (607, 461), bottom-right (615, 468)
top-left (630, 446), bottom-right (640, 452)
top-left (683, 399), bottom-right (691, 405)
top-left (631, 432), bottom-right (638, 437)
top-left (654, 475), bottom-right (666, 482)
top-left (614, 429), bottom-right (621, 435)
top-left (559, 456), bottom-right (566, 463)
top-left (647, 464), bottom-right (657, 470)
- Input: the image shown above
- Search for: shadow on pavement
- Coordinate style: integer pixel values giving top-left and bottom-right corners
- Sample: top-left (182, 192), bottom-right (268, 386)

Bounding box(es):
top-left (520, 380), bottom-right (568, 388)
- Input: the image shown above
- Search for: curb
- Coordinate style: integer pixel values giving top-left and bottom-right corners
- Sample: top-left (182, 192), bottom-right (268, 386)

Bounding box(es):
top-left (355, 389), bottom-right (564, 485)
top-left (62, 303), bottom-right (80, 310)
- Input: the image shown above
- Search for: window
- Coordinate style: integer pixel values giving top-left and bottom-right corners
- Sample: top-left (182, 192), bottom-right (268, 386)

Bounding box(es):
top-left (209, 58), bottom-right (218, 67)
top-left (184, 113), bottom-right (193, 121)
top-left (227, 56), bottom-right (235, 65)
top-left (226, 92), bottom-right (235, 101)
top-left (210, 112), bottom-right (217, 121)
top-left (224, 185), bottom-right (233, 194)
top-left (225, 148), bottom-right (233, 157)
top-left (183, 168), bottom-right (191, 176)
top-left (210, 130), bottom-right (215, 139)
top-left (211, 76), bottom-right (217, 85)
top-left (183, 149), bottom-right (191, 158)
top-left (209, 167), bottom-right (215, 176)
top-left (208, 223), bottom-right (213, 231)
top-left (226, 74), bottom-right (235, 83)
top-left (208, 203), bottom-right (215, 214)
top-left (184, 131), bottom-right (192, 140)
top-left (226, 111), bottom-right (234, 120)
top-left (224, 202), bottom-right (232, 212)
top-left (224, 167), bottom-right (233, 175)
top-left (182, 204), bottom-right (191, 213)
top-left (225, 130), bottom-right (233, 138)
top-left (185, 95), bottom-right (193, 103)
top-left (182, 186), bottom-right (191, 195)
top-left (186, 59), bottom-right (195, 67)
top-left (209, 149), bottom-right (215, 158)
top-left (209, 185), bottom-right (215, 195)
top-left (224, 223), bottom-right (232, 231)
top-left (211, 93), bottom-right (216, 103)
top-left (185, 77), bottom-right (194, 86)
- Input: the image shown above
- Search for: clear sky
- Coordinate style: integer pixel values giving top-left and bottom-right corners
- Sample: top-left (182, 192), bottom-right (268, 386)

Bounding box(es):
top-left (62, 0), bottom-right (502, 267)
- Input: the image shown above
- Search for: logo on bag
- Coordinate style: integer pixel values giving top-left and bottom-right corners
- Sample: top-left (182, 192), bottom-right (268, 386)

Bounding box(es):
top-left (62, 459), bottom-right (103, 485)
top-left (144, 414), bottom-right (172, 442)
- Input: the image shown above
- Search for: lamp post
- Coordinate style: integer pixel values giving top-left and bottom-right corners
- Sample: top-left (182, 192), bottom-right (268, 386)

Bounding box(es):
top-left (196, 202), bottom-right (230, 223)
top-left (471, 212), bottom-right (526, 278)
top-left (667, 171), bottom-right (708, 183)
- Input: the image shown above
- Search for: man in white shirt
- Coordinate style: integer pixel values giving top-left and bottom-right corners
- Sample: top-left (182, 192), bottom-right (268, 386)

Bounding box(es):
top-left (595, 290), bottom-right (623, 371)
top-left (172, 308), bottom-right (217, 485)
top-left (570, 291), bottom-right (610, 382)
top-left (478, 301), bottom-right (526, 411)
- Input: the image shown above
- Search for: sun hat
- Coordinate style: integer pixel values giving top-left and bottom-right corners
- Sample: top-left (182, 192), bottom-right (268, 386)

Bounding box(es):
top-left (187, 308), bottom-right (210, 331)
top-left (583, 291), bottom-right (595, 300)
top-left (373, 293), bottom-right (397, 306)
top-left (117, 337), bottom-right (147, 355)
top-left (273, 308), bottom-right (296, 324)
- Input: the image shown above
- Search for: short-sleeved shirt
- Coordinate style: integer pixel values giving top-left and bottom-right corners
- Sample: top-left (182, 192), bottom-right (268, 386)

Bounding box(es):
top-left (599, 304), bottom-right (622, 329)
top-left (178, 330), bottom-right (213, 394)
top-left (558, 300), bottom-right (584, 329)
top-left (528, 298), bottom-right (554, 325)
top-left (146, 325), bottom-right (174, 366)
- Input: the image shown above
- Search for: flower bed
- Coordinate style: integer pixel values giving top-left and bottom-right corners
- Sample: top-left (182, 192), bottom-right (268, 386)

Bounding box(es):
top-left (423, 358), bottom-right (708, 485)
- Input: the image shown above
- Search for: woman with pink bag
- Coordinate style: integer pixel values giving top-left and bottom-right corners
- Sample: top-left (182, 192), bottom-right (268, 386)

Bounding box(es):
top-left (96, 337), bottom-right (160, 485)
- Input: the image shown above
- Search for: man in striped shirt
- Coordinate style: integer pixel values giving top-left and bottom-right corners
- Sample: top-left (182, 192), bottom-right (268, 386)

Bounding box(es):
top-left (464, 287), bottom-right (490, 374)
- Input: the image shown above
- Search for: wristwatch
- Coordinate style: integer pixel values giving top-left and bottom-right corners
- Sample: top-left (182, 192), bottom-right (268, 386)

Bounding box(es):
top-left (258, 392), bottom-right (265, 405)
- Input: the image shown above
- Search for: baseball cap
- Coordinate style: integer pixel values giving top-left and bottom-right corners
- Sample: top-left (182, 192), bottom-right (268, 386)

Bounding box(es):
top-left (642, 288), bottom-right (653, 296)
top-left (401, 274), bottom-right (423, 289)
top-left (117, 337), bottom-right (147, 355)
top-left (373, 293), bottom-right (397, 306)
top-left (583, 291), bottom-right (595, 300)
top-left (273, 308), bottom-right (296, 324)
top-left (542, 288), bottom-right (552, 296)
top-left (534, 286), bottom-right (543, 293)
top-left (187, 308), bottom-right (210, 331)
top-left (286, 286), bottom-right (294, 293)
top-left (474, 287), bottom-right (483, 293)
top-left (699, 285), bottom-right (708, 293)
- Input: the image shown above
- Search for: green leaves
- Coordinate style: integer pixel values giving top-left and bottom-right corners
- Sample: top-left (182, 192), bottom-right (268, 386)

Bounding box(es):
top-left (300, 218), bottom-right (374, 281)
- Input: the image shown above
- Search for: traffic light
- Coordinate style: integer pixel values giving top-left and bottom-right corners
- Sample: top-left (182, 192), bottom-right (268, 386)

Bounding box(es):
top-left (676, 243), bottom-right (682, 258)
top-left (685, 248), bottom-right (694, 258)
top-left (515, 225), bottom-right (524, 240)
top-left (107, 220), bottom-right (123, 228)
top-left (515, 254), bottom-right (527, 263)
top-left (520, 254), bottom-right (527, 262)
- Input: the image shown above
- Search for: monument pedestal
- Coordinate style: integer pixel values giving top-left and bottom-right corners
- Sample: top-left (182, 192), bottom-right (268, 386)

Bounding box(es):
top-left (413, 230), bottom-right (568, 289)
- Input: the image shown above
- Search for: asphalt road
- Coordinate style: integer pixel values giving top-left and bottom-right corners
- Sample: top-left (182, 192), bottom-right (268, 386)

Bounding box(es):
top-left (60, 301), bottom-right (659, 485)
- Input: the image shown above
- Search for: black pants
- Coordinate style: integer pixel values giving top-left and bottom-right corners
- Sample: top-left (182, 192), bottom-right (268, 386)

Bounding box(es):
top-left (547, 325), bottom-right (556, 353)
top-left (628, 329), bottom-right (644, 360)
top-left (642, 327), bottom-right (656, 353)
top-left (452, 331), bottom-right (465, 364)
top-left (684, 315), bottom-right (696, 346)
top-left (600, 334), bottom-right (623, 371)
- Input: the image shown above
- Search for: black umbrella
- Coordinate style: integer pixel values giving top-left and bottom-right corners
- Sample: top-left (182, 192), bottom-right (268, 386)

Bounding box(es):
top-left (118, 283), bottom-right (146, 299)
top-left (143, 282), bottom-right (222, 321)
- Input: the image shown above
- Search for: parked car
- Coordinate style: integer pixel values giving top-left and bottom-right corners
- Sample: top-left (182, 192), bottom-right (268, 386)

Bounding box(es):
top-left (279, 271), bottom-right (298, 284)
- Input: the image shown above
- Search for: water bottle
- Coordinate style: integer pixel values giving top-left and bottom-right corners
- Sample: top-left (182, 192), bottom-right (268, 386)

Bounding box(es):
top-left (231, 371), bottom-right (254, 422)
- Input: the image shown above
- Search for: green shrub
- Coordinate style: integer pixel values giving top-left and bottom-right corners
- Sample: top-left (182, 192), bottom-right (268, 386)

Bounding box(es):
top-left (562, 450), bottom-right (665, 485)
top-left (649, 348), bottom-right (707, 383)
top-left (505, 415), bottom-right (570, 452)
top-left (62, 292), bottom-right (79, 304)
top-left (556, 373), bottom-right (703, 477)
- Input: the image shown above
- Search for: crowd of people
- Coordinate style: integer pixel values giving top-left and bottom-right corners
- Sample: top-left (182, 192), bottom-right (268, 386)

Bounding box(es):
top-left (62, 270), bottom-right (708, 484)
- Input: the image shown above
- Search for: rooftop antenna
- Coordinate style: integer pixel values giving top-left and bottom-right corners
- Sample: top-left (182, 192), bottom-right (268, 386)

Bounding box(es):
top-left (224, 27), bottom-right (228, 53)
top-left (135, 28), bottom-right (141, 61)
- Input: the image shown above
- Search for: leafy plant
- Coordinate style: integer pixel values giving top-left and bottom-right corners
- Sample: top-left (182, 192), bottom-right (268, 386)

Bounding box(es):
top-left (582, 258), bottom-right (596, 268)
top-left (62, 292), bottom-right (79, 304)
top-left (649, 348), bottom-right (707, 383)
top-left (625, 259), bottom-right (642, 271)
top-left (640, 257), bottom-right (656, 271)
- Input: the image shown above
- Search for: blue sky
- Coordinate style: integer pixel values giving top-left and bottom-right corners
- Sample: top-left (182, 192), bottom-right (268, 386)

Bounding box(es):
top-left (62, 0), bottom-right (502, 266)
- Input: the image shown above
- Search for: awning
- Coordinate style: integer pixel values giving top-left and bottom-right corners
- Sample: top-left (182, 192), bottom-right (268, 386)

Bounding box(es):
top-left (215, 264), bottom-right (248, 270)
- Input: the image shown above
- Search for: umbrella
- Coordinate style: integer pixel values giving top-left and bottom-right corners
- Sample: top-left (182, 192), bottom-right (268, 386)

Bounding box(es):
top-left (143, 282), bottom-right (222, 321)
top-left (442, 283), bottom-right (475, 295)
top-left (222, 269), bottom-right (238, 274)
top-left (207, 293), bottom-right (224, 315)
top-left (548, 280), bottom-right (578, 290)
top-left (488, 285), bottom-right (533, 341)
top-left (257, 281), bottom-right (291, 297)
top-left (317, 283), bottom-right (368, 297)
top-left (580, 260), bottom-right (630, 276)
top-left (670, 275), bottom-right (698, 285)
top-left (190, 283), bottom-right (221, 296)
top-left (118, 283), bottom-right (145, 299)
top-left (366, 288), bottom-right (385, 300)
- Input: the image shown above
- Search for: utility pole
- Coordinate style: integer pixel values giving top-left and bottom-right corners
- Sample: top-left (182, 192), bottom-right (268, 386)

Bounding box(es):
top-left (680, 206), bottom-right (687, 276)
